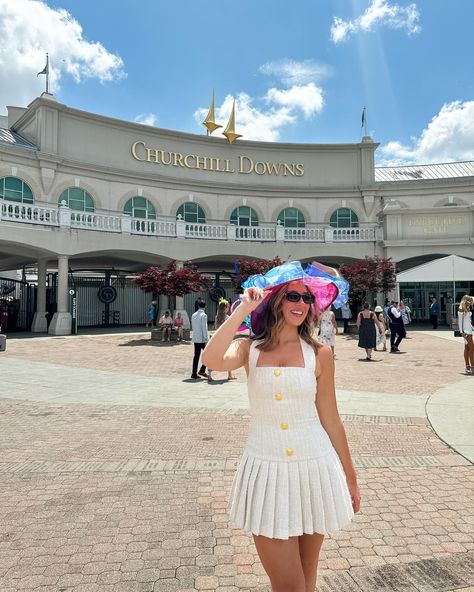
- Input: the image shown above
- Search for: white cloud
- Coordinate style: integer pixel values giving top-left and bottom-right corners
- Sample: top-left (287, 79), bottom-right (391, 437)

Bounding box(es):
top-left (379, 101), bottom-right (474, 165)
top-left (331, 0), bottom-right (421, 44)
top-left (194, 59), bottom-right (326, 141)
top-left (134, 113), bottom-right (158, 127)
top-left (259, 59), bottom-right (331, 86)
top-left (0, 0), bottom-right (125, 113)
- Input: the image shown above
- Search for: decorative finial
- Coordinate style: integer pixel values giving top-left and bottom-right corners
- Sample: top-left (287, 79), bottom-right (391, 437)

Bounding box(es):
top-left (222, 100), bottom-right (242, 144)
top-left (202, 90), bottom-right (222, 135)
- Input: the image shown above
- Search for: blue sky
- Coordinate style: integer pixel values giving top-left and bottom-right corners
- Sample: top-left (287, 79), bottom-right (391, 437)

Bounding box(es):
top-left (1, 0), bottom-right (473, 164)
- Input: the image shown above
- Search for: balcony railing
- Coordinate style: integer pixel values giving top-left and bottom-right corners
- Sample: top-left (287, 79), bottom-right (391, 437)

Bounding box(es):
top-left (0, 201), bottom-right (381, 243)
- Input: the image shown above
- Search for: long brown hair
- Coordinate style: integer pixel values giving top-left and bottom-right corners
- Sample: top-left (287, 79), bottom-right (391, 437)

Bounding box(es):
top-left (215, 300), bottom-right (228, 329)
top-left (252, 284), bottom-right (320, 354)
top-left (459, 295), bottom-right (473, 314)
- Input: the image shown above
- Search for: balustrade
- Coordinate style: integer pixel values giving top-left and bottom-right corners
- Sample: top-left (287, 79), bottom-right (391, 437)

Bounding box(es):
top-left (1, 202), bottom-right (59, 225)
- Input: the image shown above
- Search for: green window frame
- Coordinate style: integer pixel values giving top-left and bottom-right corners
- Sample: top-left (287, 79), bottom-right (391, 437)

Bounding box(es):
top-left (330, 208), bottom-right (359, 228)
top-left (230, 206), bottom-right (259, 226)
top-left (124, 196), bottom-right (156, 219)
top-left (277, 207), bottom-right (305, 228)
top-left (0, 176), bottom-right (33, 204)
top-left (58, 187), bottom-right (95, 212)
top-left (176, 202), bottom-right (206, 223)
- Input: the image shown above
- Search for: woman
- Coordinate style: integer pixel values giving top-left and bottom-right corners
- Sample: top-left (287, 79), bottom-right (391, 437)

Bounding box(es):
top-left (317, 306), bottom-right (338, 357)
top-left (207, 299), bottom-right (236, 382)
top-left (458, 295), bottom-right (474, 374)
top-left (374, 305), bottom-right (387, 352)
top-left (356, 302), bottom-right (383, 361)
top-left (203, 261), bottom-right (359, 592)
top-left (174, 312), bottom-right (184, 341)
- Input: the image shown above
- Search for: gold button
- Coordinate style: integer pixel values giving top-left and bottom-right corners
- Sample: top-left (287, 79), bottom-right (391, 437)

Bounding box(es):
top-left (286, 448), bottom-right (294, 456)
top-left (274, 369), bottom-right (281, 376)
top-left (275, 393), bottom-right (282, 401)
top-left (281, 422), bottom-right (288, 430)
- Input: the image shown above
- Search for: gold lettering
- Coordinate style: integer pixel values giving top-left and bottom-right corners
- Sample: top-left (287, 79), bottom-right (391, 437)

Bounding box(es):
top-left (254, 161), bottom-right (266, 175)
top-left (184, 154), bottom-right (196, 169)
top-left (295, 163), bottom-right (304, 176)
top-left (146, 148), bottom-right (161, 163)
top-left (283, 163), bottom-right (296, 176)
top-left (195, 156), bottom-right (208, 170)
top-left (173, 152), bottom-right (184, 167)
top-left (224, 159), bottom-right (235, 173)
top-left (265, 162), bottom-right (282, 175)
top-left (131, 141), bottom-right (146, 161)
top-left (239, 155), bottom-right (253, 174)
top-left (160, 151), bottom-right (172, 166)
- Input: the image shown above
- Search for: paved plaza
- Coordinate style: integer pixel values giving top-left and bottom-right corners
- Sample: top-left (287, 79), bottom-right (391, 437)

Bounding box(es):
top-left (0, 328), bottom-right (473, 592)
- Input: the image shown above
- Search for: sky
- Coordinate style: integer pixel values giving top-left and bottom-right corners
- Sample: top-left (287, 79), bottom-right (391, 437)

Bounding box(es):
top-left (0, 0), bottom-right (473, 165)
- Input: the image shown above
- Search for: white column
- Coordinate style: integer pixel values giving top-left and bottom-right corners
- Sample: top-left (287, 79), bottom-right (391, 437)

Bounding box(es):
top-left (173, 261), bottom-right (190, 329)
top-left (31, 259), bottom-right (48, 333)
top-left (48, 255), bottom-right (72, 335)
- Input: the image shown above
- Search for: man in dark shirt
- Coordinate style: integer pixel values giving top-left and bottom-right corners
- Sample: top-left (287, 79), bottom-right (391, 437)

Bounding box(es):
top-left (387, 301), bottom-right (406, 353)
top-left (429, 298), bottom-right (440, 329)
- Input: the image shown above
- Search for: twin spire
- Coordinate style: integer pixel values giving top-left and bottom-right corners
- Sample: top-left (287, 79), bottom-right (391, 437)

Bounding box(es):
top-left (202, 91), bottom-right (242, 144)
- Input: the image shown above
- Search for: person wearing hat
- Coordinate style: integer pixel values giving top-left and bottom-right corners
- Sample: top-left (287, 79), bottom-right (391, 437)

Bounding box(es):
top-left (202, 260), bottom-right (359, 592)
top-left (374, 305), bottom-right (388, 352)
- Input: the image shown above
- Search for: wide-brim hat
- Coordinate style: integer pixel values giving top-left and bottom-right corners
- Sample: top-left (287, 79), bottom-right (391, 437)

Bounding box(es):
top-left (241, 260), bottom-right (349, 335)
top-left (374, 305), bottom-right (383, 313)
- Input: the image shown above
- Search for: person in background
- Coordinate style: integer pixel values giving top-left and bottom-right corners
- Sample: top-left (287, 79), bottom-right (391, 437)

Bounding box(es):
top-left (374, 305), bottom-right (387, 352)
top-left (399, 300), bottom-right (412, 336)
top-left (146, 300), bottom-right (157, 328)
top-left (356, 302), bottom-right (383, 361)
top-left (158, 310), bottom-right (174, 342)
top-left (317, 306), bottom-right (338, 357)
top-left (0, 301), bottom-right (8, 333)
top-left (191, 299), bottom-right (209, 379)
top-left (208, 299), bottom-right (236, 381)
top-left (383, 299), bottom-right (391, 323)
top-left (430, 297), bottom-right (440, 329)
top-left (388, 301), bottom-right (406, 353)
top-left (341, 301), bottom-right (352, 334)
top-left (174, 312), bottom-right (184, 341)
top-left (458, 295), bottom-right (474, 374)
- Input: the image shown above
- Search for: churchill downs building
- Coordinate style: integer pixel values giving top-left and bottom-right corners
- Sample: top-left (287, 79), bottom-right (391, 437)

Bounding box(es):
top-left (0, 93), bottom-right (473, 334)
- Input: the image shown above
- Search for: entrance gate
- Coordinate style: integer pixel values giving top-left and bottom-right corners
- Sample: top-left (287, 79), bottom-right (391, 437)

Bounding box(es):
top-left (0, 276), bottom-right (36, 331)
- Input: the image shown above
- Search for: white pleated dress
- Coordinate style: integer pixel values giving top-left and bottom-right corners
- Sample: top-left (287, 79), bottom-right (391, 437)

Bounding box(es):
top-left (229, 337), bottom-right (354, 540)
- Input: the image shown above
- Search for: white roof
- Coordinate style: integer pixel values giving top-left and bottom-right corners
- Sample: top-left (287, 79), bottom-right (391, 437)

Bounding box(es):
top-left (397, 255), bottom-right (474, 282)
top-left (375, 161), bottom-right (474, 182)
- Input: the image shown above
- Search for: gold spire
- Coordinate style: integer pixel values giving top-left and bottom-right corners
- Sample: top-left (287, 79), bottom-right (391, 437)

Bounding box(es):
top-left (223, 100), bottom-right (242, 144)
top-left (202, 90), bottom-right (222, 135)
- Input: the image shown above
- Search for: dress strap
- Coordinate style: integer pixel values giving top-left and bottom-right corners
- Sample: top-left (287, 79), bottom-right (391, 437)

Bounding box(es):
top-left (300, 337), bottom-right (316, 372)
top-left (248, 340), bottom-right (261, 370)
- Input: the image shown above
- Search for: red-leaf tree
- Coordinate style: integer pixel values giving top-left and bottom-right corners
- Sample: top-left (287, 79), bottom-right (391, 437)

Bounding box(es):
top-left (232, 256), bottom-right (283, 289)
top-left (340, 256), bottom-right (396, 300)
top-left (134, 260), bottom-right (208, 297)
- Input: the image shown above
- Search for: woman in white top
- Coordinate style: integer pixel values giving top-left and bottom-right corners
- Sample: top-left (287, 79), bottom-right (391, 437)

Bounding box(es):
top-left (317, 307), bottom-right (338, 356)
top-left (458, 295), bottom-right (474, 374)
top-left (202, 261), bottom-right (359, 592)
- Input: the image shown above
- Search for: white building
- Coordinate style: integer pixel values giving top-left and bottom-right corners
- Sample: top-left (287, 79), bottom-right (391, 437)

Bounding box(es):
top-left (0, 93), bottom-right (473, 334)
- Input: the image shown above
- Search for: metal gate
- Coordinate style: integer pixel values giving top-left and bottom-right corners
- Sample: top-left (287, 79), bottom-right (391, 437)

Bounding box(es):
top-left (0, 276), bottom-right (35, 332)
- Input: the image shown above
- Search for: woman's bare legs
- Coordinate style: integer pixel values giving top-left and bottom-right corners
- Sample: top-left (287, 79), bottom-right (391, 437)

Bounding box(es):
top-left (365, 348), bottom-right (372, 360)
top-left (464, 335), bottom-right (474, 371)
top-left (253, 533), bottom-right (324, 592)
top-left (253, 535), bottom-right (305, 592)
top-left (299, 533), bottom-right (325, 592)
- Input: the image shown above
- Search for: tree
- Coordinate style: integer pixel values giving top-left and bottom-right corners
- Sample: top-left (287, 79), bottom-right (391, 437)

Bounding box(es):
top-left (134, 260), bottom-right (208, 298)
top-left (340, 256), bottom-right (396, 301)
top-left (232, 256), bottom-right (283, 289)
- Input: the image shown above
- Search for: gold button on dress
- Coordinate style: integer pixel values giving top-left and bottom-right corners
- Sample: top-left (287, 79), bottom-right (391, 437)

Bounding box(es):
top-left (281, 422), bottom-right (288, 430)
top-left (275, 393), bottom-right (282, 400)
top-left (286, 448), bottom-right (294, 456)
top-left (274, 369), bottom-right (281, 376)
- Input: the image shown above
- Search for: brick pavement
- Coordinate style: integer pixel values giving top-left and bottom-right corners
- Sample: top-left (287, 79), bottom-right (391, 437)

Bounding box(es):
top-left (0, 331), bottom-right (473, 591)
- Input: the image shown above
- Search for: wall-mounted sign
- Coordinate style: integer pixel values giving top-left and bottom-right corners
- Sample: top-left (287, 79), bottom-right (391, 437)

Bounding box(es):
top-left (131, 141), bottom-right (304, 177)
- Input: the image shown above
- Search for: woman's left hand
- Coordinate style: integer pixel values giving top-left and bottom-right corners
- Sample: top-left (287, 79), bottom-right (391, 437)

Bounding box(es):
top-left (346, 477), bottom-right (361, 513)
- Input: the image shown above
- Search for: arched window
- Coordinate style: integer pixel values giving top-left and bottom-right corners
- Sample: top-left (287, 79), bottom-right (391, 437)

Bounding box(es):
top-left (58, 188), bottom-right (95, 212)
top-left (176, 202), bottom-right (206, 223)
top-left (124, 196), bottom-right (156, 219)
top-left (230, 206), bottom-right (259, 226)
top-left (330, 208), bottom-right (358, 228)
top-left (0, 176), bottom-right (33, 204)
top-left (277, 207), bottom-right (305, 228)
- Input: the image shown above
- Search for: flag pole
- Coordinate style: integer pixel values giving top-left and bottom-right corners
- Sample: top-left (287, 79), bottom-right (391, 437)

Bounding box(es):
top-left (45, 53), bottom-right (49, 94)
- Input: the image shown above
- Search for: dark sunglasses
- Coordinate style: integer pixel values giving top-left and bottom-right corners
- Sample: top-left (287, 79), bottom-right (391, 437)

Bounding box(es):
top-left (285, 291), bottom-right (315, 304)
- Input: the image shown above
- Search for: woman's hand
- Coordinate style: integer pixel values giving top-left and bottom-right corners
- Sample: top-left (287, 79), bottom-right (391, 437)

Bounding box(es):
top-left (239, 287), bottom-right (268, 314)
top-left (346, 476), bottom-right (361, 513)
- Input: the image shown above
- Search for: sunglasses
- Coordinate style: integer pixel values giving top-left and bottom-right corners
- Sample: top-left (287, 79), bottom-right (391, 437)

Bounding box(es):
top-left (285, 291), bottom-right (315, 305)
